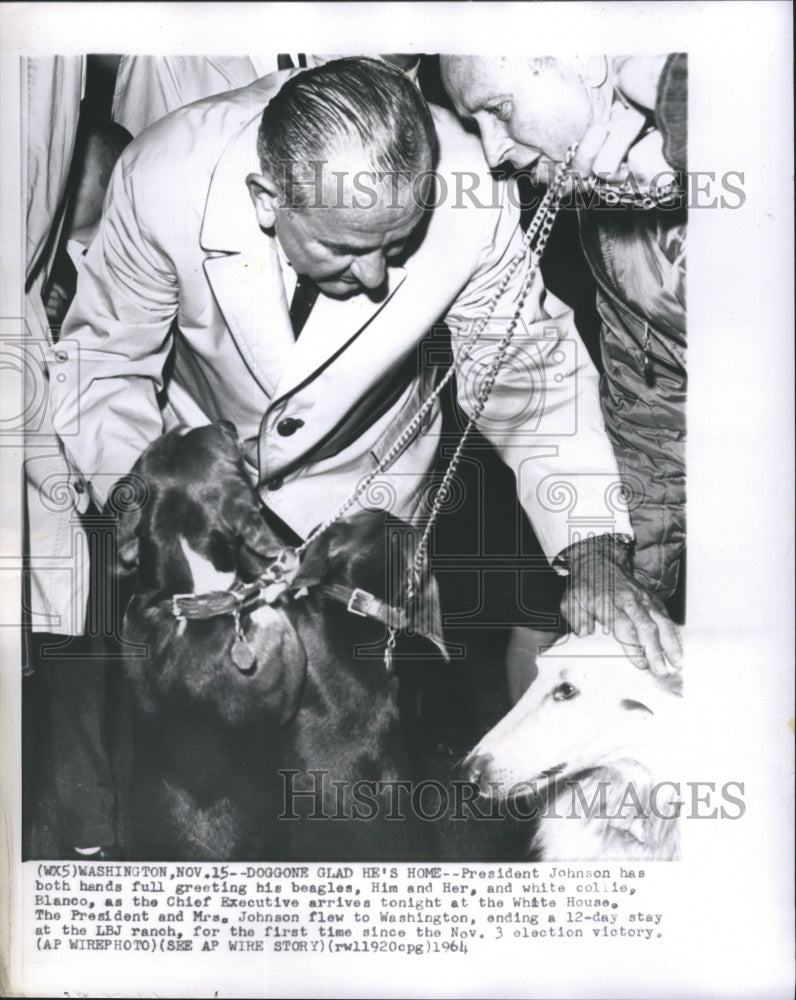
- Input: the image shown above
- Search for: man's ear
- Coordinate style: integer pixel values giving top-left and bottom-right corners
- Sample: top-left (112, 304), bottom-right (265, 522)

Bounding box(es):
top-left (246, 172), bottom-right (280, 230)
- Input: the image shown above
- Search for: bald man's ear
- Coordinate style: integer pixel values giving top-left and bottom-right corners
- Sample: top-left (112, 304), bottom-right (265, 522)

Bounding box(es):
top-left (246, 172), bottom-right (280, 230)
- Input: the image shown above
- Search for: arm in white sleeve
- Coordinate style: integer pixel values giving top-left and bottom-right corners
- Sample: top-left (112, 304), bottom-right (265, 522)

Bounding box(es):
top-left (47, 151), bottom-right (179, 506)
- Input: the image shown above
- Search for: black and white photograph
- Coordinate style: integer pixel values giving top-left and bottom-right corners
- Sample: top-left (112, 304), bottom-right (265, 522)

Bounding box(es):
top-left (1, 3), bottom-right (793, 998)
top-left (20, 46), bottom-right (690, 867)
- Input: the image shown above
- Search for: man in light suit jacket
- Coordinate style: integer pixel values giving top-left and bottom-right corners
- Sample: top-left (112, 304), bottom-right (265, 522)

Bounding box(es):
top-left (48, 58), bottom-right (679, 674)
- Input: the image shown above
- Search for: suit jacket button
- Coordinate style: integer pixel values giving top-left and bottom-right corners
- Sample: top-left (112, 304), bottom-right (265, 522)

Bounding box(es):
top-left (276, 417), bottom-right (304, 437)
top-left (269, 477), bottom-right (284, 491)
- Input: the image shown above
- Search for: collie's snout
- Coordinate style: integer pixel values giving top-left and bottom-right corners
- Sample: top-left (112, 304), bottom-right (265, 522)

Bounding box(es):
top-left (457, 752), bottom-right (496, 797)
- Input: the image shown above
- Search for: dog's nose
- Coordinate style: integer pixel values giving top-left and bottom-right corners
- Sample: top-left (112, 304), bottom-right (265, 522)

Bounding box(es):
top-left (455, 752), bottom-right (496, 797)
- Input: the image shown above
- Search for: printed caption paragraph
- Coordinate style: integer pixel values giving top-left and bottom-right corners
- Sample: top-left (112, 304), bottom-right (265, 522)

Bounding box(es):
top-left (29, 863), bottom-right (667, 957)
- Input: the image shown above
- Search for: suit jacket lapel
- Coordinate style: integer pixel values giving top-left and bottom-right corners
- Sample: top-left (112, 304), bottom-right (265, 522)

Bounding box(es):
top-left (202, 246), bottom-right (294, 396)
top-left (200, 113), bottom-right (294, 394)
top-left (272, 265), bottom-right (408, 400)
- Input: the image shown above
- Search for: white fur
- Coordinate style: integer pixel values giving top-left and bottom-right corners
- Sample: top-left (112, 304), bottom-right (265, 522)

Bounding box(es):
top-left (468, 632), bottom-right (684, 861)
top-left (179, 537), bottom-right (235, 594)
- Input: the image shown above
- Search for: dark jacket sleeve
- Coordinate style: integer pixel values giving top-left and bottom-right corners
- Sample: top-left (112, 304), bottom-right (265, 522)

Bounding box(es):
top-left (655, 53), bottom-right (687, 172)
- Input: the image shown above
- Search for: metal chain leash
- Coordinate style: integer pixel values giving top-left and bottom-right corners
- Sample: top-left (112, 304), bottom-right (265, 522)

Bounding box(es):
top-left (577, 175), bottom-right (683, 211)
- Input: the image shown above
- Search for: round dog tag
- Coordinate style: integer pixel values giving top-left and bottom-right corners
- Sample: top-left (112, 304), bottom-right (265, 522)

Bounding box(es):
top-left (231, 637), bottom-right (256, 674)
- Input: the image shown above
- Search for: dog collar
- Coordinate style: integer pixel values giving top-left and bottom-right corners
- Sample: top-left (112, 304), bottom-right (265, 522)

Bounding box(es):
top-left (164, 546), bottom-right (407, 631)
top-left (318, 583), bottom-right (407, 631)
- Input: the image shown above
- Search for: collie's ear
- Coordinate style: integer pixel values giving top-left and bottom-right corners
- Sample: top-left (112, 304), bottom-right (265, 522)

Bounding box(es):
top-left (620, 698), bottom-right (654, 715)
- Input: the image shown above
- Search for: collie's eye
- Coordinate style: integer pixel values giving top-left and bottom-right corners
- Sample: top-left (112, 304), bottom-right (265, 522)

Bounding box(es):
top-left (553, 682), bottom-right (579, 702)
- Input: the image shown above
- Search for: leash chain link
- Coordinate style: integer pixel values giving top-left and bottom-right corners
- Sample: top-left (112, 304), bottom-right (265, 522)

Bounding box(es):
top-left (578, 175), bottom-right (683, 211)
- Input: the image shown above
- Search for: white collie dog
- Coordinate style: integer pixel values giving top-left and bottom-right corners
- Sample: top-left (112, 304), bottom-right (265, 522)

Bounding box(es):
top-left (463, 633), bottom-right (684, 861)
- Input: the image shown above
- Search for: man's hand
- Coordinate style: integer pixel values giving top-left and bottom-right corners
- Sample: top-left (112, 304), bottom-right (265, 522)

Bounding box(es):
top-left (559, 534), bottom-right (683, 677)
top-left (44, 280), bottom-right (72, 327)
top-left (570, 55), bottom-right (672, 189)
top-left (572, 105), bottom-right (669, 188)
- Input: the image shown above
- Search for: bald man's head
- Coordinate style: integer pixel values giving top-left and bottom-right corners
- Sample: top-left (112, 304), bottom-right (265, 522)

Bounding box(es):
top-left (440, 55), bottom-right (610, 170)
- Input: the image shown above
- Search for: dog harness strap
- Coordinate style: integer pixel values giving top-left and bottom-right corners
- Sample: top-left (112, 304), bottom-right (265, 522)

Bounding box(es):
top-left (162, 577), bottom-right (406, 631)
top-left (170, 588), bottom-right (250, 619)
top-left (319, 583), bottom-right (408, 630)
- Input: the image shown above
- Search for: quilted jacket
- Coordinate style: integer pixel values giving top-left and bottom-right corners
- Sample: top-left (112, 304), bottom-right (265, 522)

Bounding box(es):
top-left (579, 54), bottom-right (687, 601)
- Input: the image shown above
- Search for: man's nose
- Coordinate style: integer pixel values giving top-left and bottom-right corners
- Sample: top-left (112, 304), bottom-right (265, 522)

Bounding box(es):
top-left (480, 119), bottom-right (513, 170)
top-left (350, 250), bottom-right (387, 290)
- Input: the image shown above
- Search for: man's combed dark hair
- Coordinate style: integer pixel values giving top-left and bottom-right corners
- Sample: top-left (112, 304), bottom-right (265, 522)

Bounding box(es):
top-left (257, 57), bottom-right (438, 208)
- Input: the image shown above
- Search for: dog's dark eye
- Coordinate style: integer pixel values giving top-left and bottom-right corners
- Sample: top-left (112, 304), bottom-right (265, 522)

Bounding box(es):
top-left (553, 682), bottom-right (579, 702)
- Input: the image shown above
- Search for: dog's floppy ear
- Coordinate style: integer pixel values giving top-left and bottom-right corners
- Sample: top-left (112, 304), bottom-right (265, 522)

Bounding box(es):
top-left (290, 541), bottom-right (328, 590)
top-left (294, 513), bottom-right (451, 660)
top-left (238, 507), bottom-right (284, 561)
top-left (216, 419), bottom-right (239, 440)
top-left (404, 564), bottom-right (449, 661)
top-left (104, 474), bottom-right (149, 574)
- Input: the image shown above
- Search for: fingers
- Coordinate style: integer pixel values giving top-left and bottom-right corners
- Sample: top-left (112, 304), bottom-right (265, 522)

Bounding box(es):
top-left (649, 608), bottom-right (684, 671)
top-left (591, 577), bottom-right (675, 676)
top-left (625, 129), bottom-right (669, 187)
top-left (615, 597), bottom-right (682, 678)
top-left (612, 608), bottom-right (649, 671)
top-left (571, 97), bottom-right (670, 195)
top-left (614, 55), bottom-right (669, 112)
top-left (561, 569), bottom-right (683, 678)
top-left (560, 585), bottom-right (592, 637)
top-left (631, 612), bottom-right (670, 677)
top-left (570, 123), bottom-right (609, 176)
top-left (590, 104), bottom-right (648, 179)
